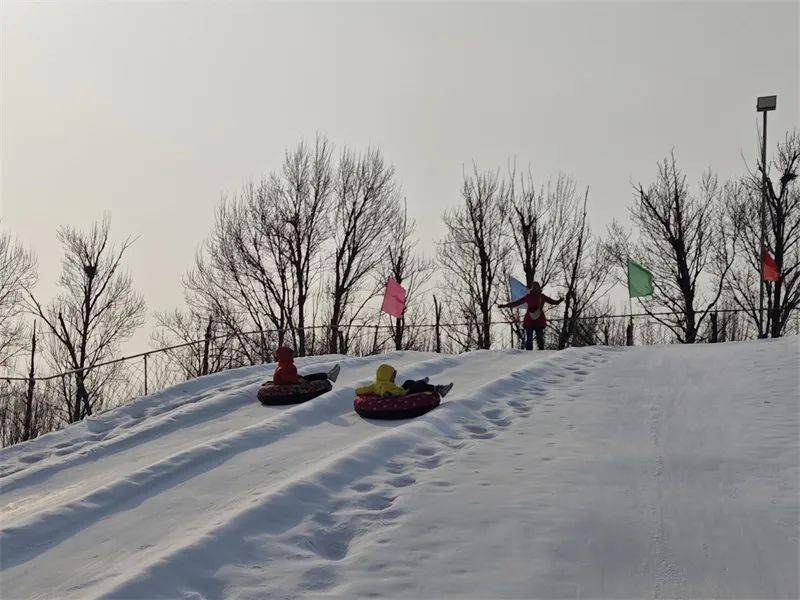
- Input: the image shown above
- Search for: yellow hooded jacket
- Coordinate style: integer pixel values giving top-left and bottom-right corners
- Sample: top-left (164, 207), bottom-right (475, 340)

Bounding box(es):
top-left (355, 364), bottom-right (407, 396)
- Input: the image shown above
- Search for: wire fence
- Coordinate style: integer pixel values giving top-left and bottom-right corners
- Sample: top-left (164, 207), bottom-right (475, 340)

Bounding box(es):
top-left (2, 307), bottom-right (798, 447)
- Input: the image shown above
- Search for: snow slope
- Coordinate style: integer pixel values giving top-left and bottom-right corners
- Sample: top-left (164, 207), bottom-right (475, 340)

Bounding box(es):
top-left (1, 339), bottom-right (798, 599)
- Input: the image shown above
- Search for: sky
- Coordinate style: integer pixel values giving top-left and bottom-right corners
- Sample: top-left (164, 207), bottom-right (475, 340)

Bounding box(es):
top-left (2, 1), bottom-right (798, 351)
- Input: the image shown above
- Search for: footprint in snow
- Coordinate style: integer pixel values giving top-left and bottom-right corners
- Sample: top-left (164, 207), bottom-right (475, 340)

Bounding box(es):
top-left (417, 455), bottom-right (443, 469)
top-left (305, 527), bottom-right (353, 561)
top-left (299, 565), bottom-right (339, 592)
top-left (351, 481), bottom-right (374, 493)
top-left (415, 447), bottom-right (437, 457)
top-left (17, 453), bottom-right (44, 464)
top-left (358, 492), bottom-right (396, 511)
top-left (388, 475), bottom-right (415, 488)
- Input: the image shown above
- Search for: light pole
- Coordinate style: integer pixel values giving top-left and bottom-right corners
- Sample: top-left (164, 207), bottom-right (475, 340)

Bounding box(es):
top-left (757, 95), bottom-right (776, 338)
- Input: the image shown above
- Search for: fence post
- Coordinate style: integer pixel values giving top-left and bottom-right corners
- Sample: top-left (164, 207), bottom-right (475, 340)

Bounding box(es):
top-left (626, 317), bottom-right (634, 347)
top-left (433, 295), bottom-right (442, 353)
top-left (143, 353), bottom-right (148, 396)
top-left (23, 322), bottom-right (37, 442)
top-left (61, 372), bottom-right (71, 421)
top-left (202, 316), bottom-right (213, 376)
top-left (372, 324), bottom-right (379, 355)
top-left (710, 311), bottom-right (719, 343)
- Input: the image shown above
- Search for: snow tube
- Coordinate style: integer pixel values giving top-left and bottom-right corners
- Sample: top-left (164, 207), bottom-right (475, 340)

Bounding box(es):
top-left (258, 379), bottom-right (332, 406)
top-left (354, 391), bottom-right (441, 420)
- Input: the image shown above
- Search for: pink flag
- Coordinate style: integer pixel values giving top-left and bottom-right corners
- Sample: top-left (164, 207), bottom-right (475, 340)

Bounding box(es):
top-left (381, 277), bottom-right (407, 318)
top-left (762, 247), bottom-right (780, 282)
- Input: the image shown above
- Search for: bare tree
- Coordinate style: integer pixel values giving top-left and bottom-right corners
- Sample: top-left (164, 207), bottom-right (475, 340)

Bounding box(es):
top-left (439, 165), bottom-right (511, 349)
top-left (270, 135), bottom-right (333, 355)
top-left (0, 226), bottom-right (37, 371)
top-left (186, 181), bottom-right (293, 364)
top-left (607, 153), bottom-right (734, 343)
top-left (555, 189), bottom-right (614, 349)
top-left (507, 167), bottom-right (575, 289)
top-left (726, 130), bottom-right (800, 337)
top-left (327, 146), bottom-right (401, 354)
top-left (26, 217), bottom-right (145, 422)
top-left (378, 203), bottom-right (435, 350)
top-left (152, 308), bottom-right (237, 379)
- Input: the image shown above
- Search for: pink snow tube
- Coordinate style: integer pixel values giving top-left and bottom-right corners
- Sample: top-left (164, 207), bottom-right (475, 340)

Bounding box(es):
top-left (354, 391), bottom-right (441, 420)
top-left (257, 379), bottom-right (332, 406)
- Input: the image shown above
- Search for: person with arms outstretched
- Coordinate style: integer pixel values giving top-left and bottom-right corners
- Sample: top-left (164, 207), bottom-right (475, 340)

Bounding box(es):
top-left (498, 281), bottom-right (563, 350)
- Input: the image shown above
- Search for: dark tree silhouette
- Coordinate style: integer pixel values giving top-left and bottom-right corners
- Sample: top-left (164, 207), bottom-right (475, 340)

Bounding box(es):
top-left (0, 226), bottom-right (37, 370)
top-left (186, 181), bottom-right (293, 364)
top-left (270, 135), bottom-right (333, 355)
top-left (379, 203), bottom-right (434, 350)
top-left (327, 146), bottom-right (401, 354)
top-left (439, 165), bottom-right (510, 350)
top-left (726, 130), bottom-right (800, 337)
top-left (607, 153), bottom-right (733, 343)
top-left (555, 189), bottom-right (614, 349)
top-left (26, 217), bottom-right (145, 422)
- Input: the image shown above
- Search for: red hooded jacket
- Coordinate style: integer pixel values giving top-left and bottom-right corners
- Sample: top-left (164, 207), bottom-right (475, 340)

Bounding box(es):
top-left (272, 346), bottom-right (300, 385)
top-left (503, 291), bottom-right (561, 328)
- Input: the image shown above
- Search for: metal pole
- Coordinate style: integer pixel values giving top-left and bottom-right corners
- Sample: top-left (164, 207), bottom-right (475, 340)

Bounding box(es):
top-left (143, 353), bottom-right (148, 396)
top-left (627, 296), bottom-right (634, 347)
top-left (759, 109), bottom-right (768, 338)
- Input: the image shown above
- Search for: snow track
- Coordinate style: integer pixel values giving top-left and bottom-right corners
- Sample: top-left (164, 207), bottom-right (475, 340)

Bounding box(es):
top-left (2, 349), bottom-right (546, 599)
top-left (1, 340), bottom-right (798, 599)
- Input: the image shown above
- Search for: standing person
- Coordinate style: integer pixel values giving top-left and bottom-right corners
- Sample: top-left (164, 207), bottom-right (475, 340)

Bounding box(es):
top-left (498, 282), bottom-right (563, 350)
top-left (272, 346), bottom-right (340, 385)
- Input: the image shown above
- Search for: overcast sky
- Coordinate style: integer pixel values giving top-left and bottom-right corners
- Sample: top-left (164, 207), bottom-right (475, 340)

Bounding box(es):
top-left (2, 1), bottom-right (798, 346)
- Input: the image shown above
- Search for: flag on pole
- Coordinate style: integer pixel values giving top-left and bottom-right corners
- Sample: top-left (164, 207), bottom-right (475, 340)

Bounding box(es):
top-left (627, 260), bottom-right (654, 298)
top-left (381, 277), bottom-right (407, 318)
top-left (762, 247), bottom-right (780, 282)
top-left (508, 276), bottom-right (528, 302)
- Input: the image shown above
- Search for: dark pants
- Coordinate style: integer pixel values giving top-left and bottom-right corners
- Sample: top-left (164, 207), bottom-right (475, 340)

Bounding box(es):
top-left (302, 372), bottom-right (329, 382)
top-left (524, 326), bottom-right (545, 351)
top-left (402, 379), bottom-right (436, 394)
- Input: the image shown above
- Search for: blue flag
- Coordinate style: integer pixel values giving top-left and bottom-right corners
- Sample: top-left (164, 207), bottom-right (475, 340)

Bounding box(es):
top-left (508, 276), bottom-right (528, 303)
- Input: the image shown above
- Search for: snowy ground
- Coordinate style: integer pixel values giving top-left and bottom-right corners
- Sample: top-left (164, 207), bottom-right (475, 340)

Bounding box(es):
top-left (1, 339), bottom-right (798, 599)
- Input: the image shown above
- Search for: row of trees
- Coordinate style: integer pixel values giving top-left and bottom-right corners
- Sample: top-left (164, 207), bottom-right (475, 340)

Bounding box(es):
top-left (2, 130), bottom-right (798, 444)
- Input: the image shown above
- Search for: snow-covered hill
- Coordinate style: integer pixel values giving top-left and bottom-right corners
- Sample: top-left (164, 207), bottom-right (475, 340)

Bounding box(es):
top-left (1, 339), bottom-right (798, 599)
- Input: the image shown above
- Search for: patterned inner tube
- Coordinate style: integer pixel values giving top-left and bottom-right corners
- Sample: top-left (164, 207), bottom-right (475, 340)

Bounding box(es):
top-left (257, 379), bottom-right (332, 406)
top-left (354, 391), bottom-right (441, 420)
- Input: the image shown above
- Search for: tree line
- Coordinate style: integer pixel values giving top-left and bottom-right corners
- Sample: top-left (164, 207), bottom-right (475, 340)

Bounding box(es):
top-left (1, 130), bottom-right (798, 444)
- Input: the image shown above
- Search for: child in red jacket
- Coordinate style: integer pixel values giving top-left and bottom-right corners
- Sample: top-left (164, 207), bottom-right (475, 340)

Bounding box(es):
top-left (272, 346), bottom-right (340, 385)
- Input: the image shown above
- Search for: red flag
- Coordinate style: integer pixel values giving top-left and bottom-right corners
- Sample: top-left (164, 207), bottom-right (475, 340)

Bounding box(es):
top-left (380, 278), bottom-right (407, 318)
top-left (762, 247), bottom-right (780, 282)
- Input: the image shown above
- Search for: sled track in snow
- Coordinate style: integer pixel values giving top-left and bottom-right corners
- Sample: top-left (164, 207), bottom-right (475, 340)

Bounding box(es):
top-left (0, 348), bottom-right (612, 599)
top-left (103, 347), bottom-right (613, 599)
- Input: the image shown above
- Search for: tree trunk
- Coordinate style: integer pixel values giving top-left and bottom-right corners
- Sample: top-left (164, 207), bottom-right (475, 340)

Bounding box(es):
top-left (710, 311), bottom-right (718, 343)
top-left (433, 295), bottom-right (442, 353)
top-left (23, 323), bottom-right (37, 442)
top-left (297, 292), bottom-right (307, 356)
top-left (394, 316), bottom-right (404, 351)
top-left (75, 372), bottom-right (91, 421)
top-left (202, 318), bottom-right (212, 376)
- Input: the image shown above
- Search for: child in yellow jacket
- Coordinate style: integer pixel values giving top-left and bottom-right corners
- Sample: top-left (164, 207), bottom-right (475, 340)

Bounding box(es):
top-left (355, 364), bottom-right (453, 398)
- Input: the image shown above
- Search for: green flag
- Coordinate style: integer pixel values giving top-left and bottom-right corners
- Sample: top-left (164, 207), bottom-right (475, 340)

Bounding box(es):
top-left (627, 260), bottom-right (654, 298)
